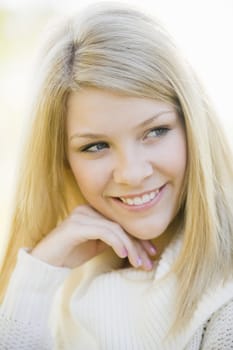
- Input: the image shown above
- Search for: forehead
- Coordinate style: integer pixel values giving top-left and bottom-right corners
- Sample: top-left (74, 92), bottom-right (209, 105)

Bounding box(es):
top-left (66, 88), bottom-right (176, 132)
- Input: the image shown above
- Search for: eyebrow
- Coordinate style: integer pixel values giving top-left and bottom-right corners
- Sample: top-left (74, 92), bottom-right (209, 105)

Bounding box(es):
top-left (69, 110), bottom-right (174, 141)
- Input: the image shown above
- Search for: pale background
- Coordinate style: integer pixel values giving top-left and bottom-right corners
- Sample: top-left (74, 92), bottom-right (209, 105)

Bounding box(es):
top-left (0, 0), bottom-right (233, 255)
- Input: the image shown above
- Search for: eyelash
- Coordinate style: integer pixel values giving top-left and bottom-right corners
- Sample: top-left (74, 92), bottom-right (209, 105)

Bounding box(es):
top-left (145, 127), bottom-right (169, 139)
top-left (81, 142), bottom-right (109, 153)
top-left (80, 127), bottom-right (170, 153)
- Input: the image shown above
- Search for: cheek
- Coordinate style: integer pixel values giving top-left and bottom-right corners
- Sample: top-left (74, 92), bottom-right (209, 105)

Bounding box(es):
top-left (155, 135), bottom-right (186, 179)
top-left (169, 130), bottom-right (187, 171)
top-left (69, 157), bottom-right (109, 200)
top-left (168, 145), bottom-right (186, 176)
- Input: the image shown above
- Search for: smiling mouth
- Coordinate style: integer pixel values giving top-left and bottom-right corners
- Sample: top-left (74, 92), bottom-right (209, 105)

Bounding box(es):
top-left (117, 187), bottom-right (163, 206)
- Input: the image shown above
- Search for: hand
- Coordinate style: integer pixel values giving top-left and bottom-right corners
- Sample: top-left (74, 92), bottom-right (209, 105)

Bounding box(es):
top-left (31, 205), bottom-right (156, 270)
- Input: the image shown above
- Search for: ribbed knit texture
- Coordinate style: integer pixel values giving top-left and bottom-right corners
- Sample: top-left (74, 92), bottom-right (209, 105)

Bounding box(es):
top-left (0, 249), bottom-right (70, 349)
top-left (63, 236), bottom-right (233, 349)
top-left (0, 238), bottom-right (233, 349)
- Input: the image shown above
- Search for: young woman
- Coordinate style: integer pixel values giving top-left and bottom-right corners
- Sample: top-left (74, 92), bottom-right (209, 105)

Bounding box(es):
top-left (0, 3), bottom-right (233, 349)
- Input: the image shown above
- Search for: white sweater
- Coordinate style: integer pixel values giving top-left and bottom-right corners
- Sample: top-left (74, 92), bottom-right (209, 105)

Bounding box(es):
top-left (0, 236), bottom-right (233, 350)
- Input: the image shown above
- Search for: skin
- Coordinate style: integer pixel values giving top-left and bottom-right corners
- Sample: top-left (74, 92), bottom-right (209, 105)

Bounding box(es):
top-left (31, 88), bottom-right (187, 271)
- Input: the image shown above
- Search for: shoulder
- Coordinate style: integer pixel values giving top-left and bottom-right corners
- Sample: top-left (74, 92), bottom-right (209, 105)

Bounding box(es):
top-left (200, 298), bottom-right (233, 349)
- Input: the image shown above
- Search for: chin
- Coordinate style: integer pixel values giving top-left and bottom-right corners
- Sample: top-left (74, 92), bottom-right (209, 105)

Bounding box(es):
top-left (124, 225), bottom-right (165, 241)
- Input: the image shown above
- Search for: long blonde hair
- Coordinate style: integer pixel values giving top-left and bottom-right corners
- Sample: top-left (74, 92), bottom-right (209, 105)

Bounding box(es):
top-left (1, 2), bottom-right (233, 332)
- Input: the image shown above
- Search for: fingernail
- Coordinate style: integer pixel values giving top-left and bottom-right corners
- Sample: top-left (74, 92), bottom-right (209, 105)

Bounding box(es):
top-left (137, 257), bottom-right (142, 267)
top-left (121, 247), bottom-right (128, 258)
top-left (149, 246), bottom-right (157, 255)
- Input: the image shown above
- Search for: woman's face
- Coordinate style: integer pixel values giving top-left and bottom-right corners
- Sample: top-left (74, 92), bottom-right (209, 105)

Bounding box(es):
top-left (66, 88), bottom-right (187, 241)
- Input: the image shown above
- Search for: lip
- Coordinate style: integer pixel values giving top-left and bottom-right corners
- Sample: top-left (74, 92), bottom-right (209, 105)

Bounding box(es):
top-left (111, 184), bottom-right (166, 212)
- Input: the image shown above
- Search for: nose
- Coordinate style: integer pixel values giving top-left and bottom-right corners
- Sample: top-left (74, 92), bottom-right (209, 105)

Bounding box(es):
top-left (113, 151), bottom-right (153, 186)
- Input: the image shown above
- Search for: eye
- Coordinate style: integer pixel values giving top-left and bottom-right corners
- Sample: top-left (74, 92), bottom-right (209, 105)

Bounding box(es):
top-left (81, 142), bottom-right (109, 153)
top-left (145, 127), bottom-right (169, 139)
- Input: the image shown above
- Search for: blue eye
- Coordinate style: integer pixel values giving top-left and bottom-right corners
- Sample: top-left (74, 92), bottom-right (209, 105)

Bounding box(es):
top-left (146, 127), bottom-right (169, 138)
top-left (81, 142), bottom-right (109, 153)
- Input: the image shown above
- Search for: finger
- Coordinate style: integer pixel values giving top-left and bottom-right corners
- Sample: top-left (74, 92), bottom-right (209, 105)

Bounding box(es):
top-left (75, 223), bottom-right (129, 260)
top-left (132, 241), bottom-right (154, 270)
top-left (106, 226), bottom-right (144, 269)
top-left (70, 210), bottom-right (145, 268)
top-left (140, 240), bottom-right (157, 257)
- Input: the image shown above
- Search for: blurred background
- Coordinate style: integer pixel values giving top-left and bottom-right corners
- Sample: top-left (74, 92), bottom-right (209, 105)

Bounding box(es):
top-left (0, 0), bottom-right (233, 254)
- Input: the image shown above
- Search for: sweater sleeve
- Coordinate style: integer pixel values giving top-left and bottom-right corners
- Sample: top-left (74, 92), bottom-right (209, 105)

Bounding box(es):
top-left (201, 298), bottom-right (233, 350)
top-left (0, 249), bottom-right (71, 350)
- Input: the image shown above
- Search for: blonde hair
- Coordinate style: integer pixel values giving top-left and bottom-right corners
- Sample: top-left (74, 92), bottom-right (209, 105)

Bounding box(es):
top-left (1, 2), bottom-right (233, 334)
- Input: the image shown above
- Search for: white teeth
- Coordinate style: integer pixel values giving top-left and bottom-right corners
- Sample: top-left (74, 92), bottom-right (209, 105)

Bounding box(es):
top-left (134, 197), bottom-right (142, 205)
top-left (120, 190), bottom-right (160, 206)
top-left (150, 192), bottom-right (156, 200)
top-left (142, 194), bottom-right (150, 202)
